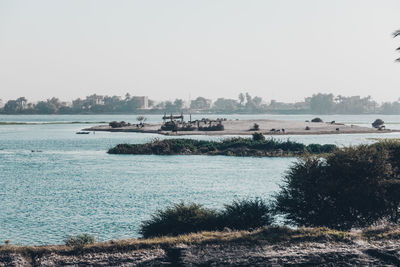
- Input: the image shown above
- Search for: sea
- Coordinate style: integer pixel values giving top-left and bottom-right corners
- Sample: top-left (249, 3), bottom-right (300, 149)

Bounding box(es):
top-left (1, 114), bottom-right (400, 245)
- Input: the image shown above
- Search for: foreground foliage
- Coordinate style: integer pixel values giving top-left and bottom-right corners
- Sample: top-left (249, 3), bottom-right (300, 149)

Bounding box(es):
top-left (139, 203), bottom-right (220, 238)
top-left (140, 199), bottom-right (273, 238)
top-left (275, 140), bottom-right (400, 230)
top-left (220, 199), bottom-right (273, 230)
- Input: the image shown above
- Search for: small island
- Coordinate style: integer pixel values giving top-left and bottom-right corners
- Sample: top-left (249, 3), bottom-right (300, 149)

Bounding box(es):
top-left (107, 133), bottom-right (337, 157)
top-left (84, 116), bottom-right (395, 136)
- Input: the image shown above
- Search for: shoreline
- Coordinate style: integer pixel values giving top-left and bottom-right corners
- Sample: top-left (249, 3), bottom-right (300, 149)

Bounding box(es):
top-left (2, 227), bottom-right (400, 266)
top-left (83, 119), bottom-right (396, 136)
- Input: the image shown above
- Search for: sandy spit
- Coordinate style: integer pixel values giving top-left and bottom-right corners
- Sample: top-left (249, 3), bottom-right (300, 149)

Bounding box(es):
top-left (84, 119), bottom-right (396, 136)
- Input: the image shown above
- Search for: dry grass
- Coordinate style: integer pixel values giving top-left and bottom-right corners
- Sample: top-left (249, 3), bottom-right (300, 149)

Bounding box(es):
top-left (2, 225), bottom-right (400, 256)
top-left (361, 223), bottom-right (400, 240)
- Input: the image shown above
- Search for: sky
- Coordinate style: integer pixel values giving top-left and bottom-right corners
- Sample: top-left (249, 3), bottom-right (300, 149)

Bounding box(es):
top-left (0, 0), bottom-right (399, 103)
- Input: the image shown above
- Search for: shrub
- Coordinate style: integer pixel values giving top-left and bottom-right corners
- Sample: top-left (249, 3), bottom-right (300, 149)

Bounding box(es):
top-left (65, 234), bottom-right (96, 247)
top-left (139, 200), bottom-right (275, 237)
top-left (250, 123), bottom-right (260, 131)
top-left (161, 121), bottom-right (176, 131)
top-left (139, 203), bottom-right (220, 238)
top-left (372, 119), bottom-right (384, 129)
top-left (306, 144), bottom-right (337, 154)
top-left (221, 198), bottom-right (273, 230)
top-left (136, 116), bottom-right (147, 123)
top-left (198, 124), bottom-right (224, 131)
top-left (109, 121), bottom-right (129, 128)
top-left (178, 125), bottom-right (196, 131)
top-left (275, 144), bottom-right (400, 230)
top-left (252, 132), bottom-right (265, 141)
top-left (311, 117), bottom-right (323, 123)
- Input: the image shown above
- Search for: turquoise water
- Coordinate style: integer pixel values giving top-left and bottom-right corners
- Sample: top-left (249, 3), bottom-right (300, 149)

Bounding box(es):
top-left (1, 114), bottom-right (400, 245)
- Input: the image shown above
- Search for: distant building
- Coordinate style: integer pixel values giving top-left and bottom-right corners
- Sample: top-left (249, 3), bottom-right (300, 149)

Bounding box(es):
top-left (16, 97), bottom-right (28, 110)
top-left (61, 101), bottom-right (72, 107)
top-left (132, 96), bottom-right (149, 109)
top-left (293, 101), bottom-right (310, 110)
top-left (86, 94), bottom-right (104, 106)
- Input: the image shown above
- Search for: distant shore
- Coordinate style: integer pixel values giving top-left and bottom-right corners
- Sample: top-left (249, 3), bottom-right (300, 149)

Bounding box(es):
top-left (84, 119), bottom-right (395, 136)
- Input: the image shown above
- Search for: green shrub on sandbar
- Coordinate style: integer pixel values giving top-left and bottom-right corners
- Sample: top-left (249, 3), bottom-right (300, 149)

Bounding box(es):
top-left (139, 199), bottom-right (274, 238)
top-left (65, 234), bottom-right (96, 247)
top-left (275, 141), bottom-right (400, 230)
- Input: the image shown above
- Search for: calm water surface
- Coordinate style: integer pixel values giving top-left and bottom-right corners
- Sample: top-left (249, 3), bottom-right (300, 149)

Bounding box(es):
top-left (1, 114), bottom-right (400, 245)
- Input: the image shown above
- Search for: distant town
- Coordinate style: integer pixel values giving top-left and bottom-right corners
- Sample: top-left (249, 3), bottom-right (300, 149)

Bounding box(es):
top-left (1, 92), bottom-right (400, 114)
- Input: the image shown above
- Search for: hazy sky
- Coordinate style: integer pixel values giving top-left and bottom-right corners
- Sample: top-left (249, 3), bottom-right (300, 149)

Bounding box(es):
top-left (0, 0), bottom-right (399, 103)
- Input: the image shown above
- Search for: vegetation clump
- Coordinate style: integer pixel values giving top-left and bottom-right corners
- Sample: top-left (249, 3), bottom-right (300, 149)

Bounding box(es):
top-left (108, 135), bottom-right (337, 157)
top-left (372, 118), bottom-right (384, 129)
top-left (136, 116), bottom-right (147, 124)
top-left (65, 234), bottom-right (96, 247)
top-left (220, 198), bottom-right (273, 231)
top-left (109, 121), bottom-right (130, 128)
top-left (275, 140), bottom-right (400, 230)
top-left (198, 123), bottom-right (224, 131)
top-left (311, 117), bottom-right (323, 123)
top-left (250, 123), bottom-right (260, 131)
top-left (251, 132), bottom-right (265, 141)
top-left (140, 203), bottom-right (220, 238)
top-left (160, 121), bottom-right (197, 131)
top-left (140, 199), bottom-right (273, 238)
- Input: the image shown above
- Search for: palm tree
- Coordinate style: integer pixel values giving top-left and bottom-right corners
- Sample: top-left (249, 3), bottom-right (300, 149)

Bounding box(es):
top-left (16, 97), bottom-right (27, 111)
top-left (238, 93), bottom-right (245, 105)
top-left (395, 30), bottom-right (400, 62)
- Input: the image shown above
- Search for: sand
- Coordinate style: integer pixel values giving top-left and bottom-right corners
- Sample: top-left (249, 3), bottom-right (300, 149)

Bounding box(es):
top-left (84, 119), bottom-right (395, 136)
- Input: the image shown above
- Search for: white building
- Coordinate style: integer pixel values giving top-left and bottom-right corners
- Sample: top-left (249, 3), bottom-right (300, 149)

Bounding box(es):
top-left (132, 96), bottom-right (149, 109)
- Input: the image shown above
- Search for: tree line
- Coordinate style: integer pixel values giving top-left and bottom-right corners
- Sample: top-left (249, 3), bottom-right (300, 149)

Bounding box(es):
top-left (2, 92), bottom-right (400, 115)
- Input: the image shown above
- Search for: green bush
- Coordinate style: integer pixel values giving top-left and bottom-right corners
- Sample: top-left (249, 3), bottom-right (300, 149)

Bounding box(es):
top-left (306, 144), bottom-right (337, 153)
top-left (252, 132), bottom-right (265, 141)
top-left (311, 117), bottom-right (323, 123)
top-left (372, 119), bottom-right (384, 128)
top-left (139, 203), bottom-right (220, 238)
top-left (198, 124), bottom-right (224, 131)
top-left (65, 234), bottom-right (96, 247)
top-left (250, 123), bottom-right (260, 131)
top-left (275, 144), bottom-right (400, 230)
top-left (139, 199), bottom-right (274, 237)
top-left (221, 198), bottom-right (273, 230)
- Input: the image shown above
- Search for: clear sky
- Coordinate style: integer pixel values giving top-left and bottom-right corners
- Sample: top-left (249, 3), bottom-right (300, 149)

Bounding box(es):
top-left (0, 0), bottom-right (399, 103)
